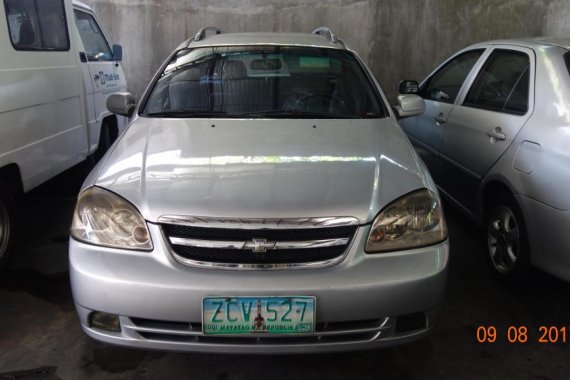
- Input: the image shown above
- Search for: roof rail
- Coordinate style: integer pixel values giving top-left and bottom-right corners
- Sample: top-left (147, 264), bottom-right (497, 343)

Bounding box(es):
top-left (177, 37), bottom-right (194, 49)
top-left (194, 26), bottom-right (224, 42)
top-left (311, 26), bottom-right (338, 43)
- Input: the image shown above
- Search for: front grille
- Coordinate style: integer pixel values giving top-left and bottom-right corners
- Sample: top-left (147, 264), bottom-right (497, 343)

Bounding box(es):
top-left (160, 219), bottom-right (358, 268)
top-left (162, 225), bottom-right (358, 242)
top-left (169, 245), bottom-right (348, 264)
top-left (127, 317), bottom-right (390, 346)
top-left (138, 332), bottom-right (378, 345)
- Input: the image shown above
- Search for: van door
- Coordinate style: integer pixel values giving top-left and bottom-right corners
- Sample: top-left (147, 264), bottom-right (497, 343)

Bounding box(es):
top-left (74, 8), bottom-right (123, 153)
top-left (0, 0), bottom-right (87, 190)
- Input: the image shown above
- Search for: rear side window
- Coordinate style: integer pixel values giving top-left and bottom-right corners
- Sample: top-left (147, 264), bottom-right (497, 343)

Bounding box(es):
top-left (3, 0), bottom-right (70, 51)
top-left (74, 10), bottom-right (112, 61)
top-left (419, 49), bottom-right (484, 104)
top-left (463, 50), bottom-right (530, 115)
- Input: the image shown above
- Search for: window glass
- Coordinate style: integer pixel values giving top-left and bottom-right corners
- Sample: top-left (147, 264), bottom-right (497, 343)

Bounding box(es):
top-left (504, 67), bottom-right (529, 113)
top-left (143, 46), bottom-right (388, 119)
top-left (464, 50), bottom-right (530, 114)
top-left (3, 0), bottom-right (69, 51)
top-left (420, 49), bottom-right (484, 103)
top-left (74, 10), bottom-right (113, 61)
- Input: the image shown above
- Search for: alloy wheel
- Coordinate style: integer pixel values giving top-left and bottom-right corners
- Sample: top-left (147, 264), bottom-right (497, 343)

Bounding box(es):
top-left (487, 205), bottom-right (520, 274)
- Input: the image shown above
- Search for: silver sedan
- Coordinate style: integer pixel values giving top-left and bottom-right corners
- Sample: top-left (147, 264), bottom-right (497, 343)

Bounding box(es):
top-left (399, 37), bottom-right (570, 284)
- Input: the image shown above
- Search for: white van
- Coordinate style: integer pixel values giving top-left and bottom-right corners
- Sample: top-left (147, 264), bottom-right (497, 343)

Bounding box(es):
top-left (0, 0), bottom-right (130, 270)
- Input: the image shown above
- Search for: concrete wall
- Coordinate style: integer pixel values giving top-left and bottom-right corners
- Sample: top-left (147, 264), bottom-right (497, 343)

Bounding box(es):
top-left (83, 0), bottom-right (564, 102)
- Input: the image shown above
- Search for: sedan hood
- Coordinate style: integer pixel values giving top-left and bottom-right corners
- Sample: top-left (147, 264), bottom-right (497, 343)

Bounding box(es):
top-left (92, 118), bottom-right (431, 223)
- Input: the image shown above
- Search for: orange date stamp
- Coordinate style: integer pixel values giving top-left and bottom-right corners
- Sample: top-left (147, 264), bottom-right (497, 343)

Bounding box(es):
top-left (476, 326), bottom-right (568, 343)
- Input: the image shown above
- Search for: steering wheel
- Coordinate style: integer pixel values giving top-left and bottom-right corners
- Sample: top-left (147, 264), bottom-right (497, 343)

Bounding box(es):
top-left (284, 92), bottom-right (348, 113)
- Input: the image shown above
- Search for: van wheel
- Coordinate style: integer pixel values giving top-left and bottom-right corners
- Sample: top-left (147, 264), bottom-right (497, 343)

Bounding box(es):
top-left (95, 120), bottom-right (117, 160)
top-left (485, 192), bottom-right (531, 285)
top-left (0, 184), bottom-right (16, 273)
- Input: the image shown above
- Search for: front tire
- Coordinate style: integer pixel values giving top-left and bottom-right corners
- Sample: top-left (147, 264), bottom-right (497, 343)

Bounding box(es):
top-left (95, 119), bottom-right (117, 161)
top-left (485, 192), bottom-right (531, 285)
top-left (0, 183), bottom-right (16, 273)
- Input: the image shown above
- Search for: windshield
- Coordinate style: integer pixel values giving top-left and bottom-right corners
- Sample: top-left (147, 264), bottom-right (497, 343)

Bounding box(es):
top-left (141, 46), bottom-right (387, 118)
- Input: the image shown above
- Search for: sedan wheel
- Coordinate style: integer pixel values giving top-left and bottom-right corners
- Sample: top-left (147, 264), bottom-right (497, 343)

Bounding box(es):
top-left (487, 205), bottom-right (519, 273)
top-left (485, 193), bottom-right (530, 284)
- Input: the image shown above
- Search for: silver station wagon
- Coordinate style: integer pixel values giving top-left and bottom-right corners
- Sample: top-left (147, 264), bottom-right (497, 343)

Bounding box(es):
top-left (69, 27), bottom-right (449, 353)
top-left (399, 38), bottom-right (570, 285)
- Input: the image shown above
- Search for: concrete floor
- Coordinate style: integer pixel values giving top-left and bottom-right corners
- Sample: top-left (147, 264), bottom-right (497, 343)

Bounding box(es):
top-left (1, 160), bottom-right (569, 380)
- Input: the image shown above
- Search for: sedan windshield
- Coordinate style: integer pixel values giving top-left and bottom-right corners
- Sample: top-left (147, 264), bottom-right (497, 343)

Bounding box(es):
top-left (142, 46), bottom-right (387, 118)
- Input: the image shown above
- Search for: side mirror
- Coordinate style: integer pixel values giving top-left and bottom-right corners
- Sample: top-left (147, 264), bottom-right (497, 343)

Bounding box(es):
top-left (394, 94), bottom-right (425, 119)
top-left (112, 44), bottom-right (123, 61)
top-left (107, 92), bottom-right (135, 117)
top-left (399, 80), bottom-right (419, 94)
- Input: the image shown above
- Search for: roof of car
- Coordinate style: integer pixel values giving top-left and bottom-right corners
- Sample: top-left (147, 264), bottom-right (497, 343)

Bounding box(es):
top-left (471, 37), bottom-right (570, 51)
top-left (186, 32), bottom-right (346, 50)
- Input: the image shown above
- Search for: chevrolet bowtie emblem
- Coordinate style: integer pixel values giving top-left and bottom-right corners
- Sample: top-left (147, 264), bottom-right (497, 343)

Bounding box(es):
top-left (245, 238), bottom-right (275, 253)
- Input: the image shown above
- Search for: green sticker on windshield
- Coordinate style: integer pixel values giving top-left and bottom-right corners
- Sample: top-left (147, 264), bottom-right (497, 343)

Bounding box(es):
top-left (299, 56), bottom-right (330, 68)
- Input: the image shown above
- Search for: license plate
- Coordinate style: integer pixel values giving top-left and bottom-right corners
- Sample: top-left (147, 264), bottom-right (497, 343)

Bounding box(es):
top-left (202, 296), bottom-right (316, 335)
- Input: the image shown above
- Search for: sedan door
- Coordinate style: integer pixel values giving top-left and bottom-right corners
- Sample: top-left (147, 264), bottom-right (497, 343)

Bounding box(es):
top-left (400, 49), bottom-right (486, 184)
top-left (438, 47), bottom-right (534, 211)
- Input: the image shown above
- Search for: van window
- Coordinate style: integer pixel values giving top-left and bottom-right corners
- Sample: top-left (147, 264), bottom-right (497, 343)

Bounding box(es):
top-left (3, 0), bottom-right (70, 51)
top-left (74, 10), bottom-right (113, 61)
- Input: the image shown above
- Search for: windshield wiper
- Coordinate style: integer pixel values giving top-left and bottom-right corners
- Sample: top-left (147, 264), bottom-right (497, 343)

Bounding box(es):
top-left (142, 110), bottom-right (227, 118)
top-left (236, 110), bottom-right (356, 119)
top-left (142, 110), bottom-right (382, 119)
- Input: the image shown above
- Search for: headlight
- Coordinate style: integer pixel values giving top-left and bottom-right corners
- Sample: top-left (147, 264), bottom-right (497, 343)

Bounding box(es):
top-left (70, 187), bottom-right (153, 251)
top-left (365, 188), bottom-right (447, 253)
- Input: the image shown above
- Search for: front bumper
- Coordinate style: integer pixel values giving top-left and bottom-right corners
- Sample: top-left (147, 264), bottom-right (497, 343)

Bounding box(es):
top-left (70, 224), bottom-right (449, 354)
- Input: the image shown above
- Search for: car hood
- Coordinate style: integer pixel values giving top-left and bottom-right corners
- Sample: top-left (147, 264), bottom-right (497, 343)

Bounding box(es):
top-left (91, 117), bottom-right (432, 224)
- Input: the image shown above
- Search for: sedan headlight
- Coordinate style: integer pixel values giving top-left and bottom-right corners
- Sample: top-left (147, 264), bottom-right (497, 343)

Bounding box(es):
top-left (70, 187), bottom-right (153, 250)
top-left (365, 188), bottom-right (447, 253)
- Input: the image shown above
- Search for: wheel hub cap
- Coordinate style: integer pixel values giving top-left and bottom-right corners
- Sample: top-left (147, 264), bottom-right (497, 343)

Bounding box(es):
top-left (488, 206), bottom-right (519, 273)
